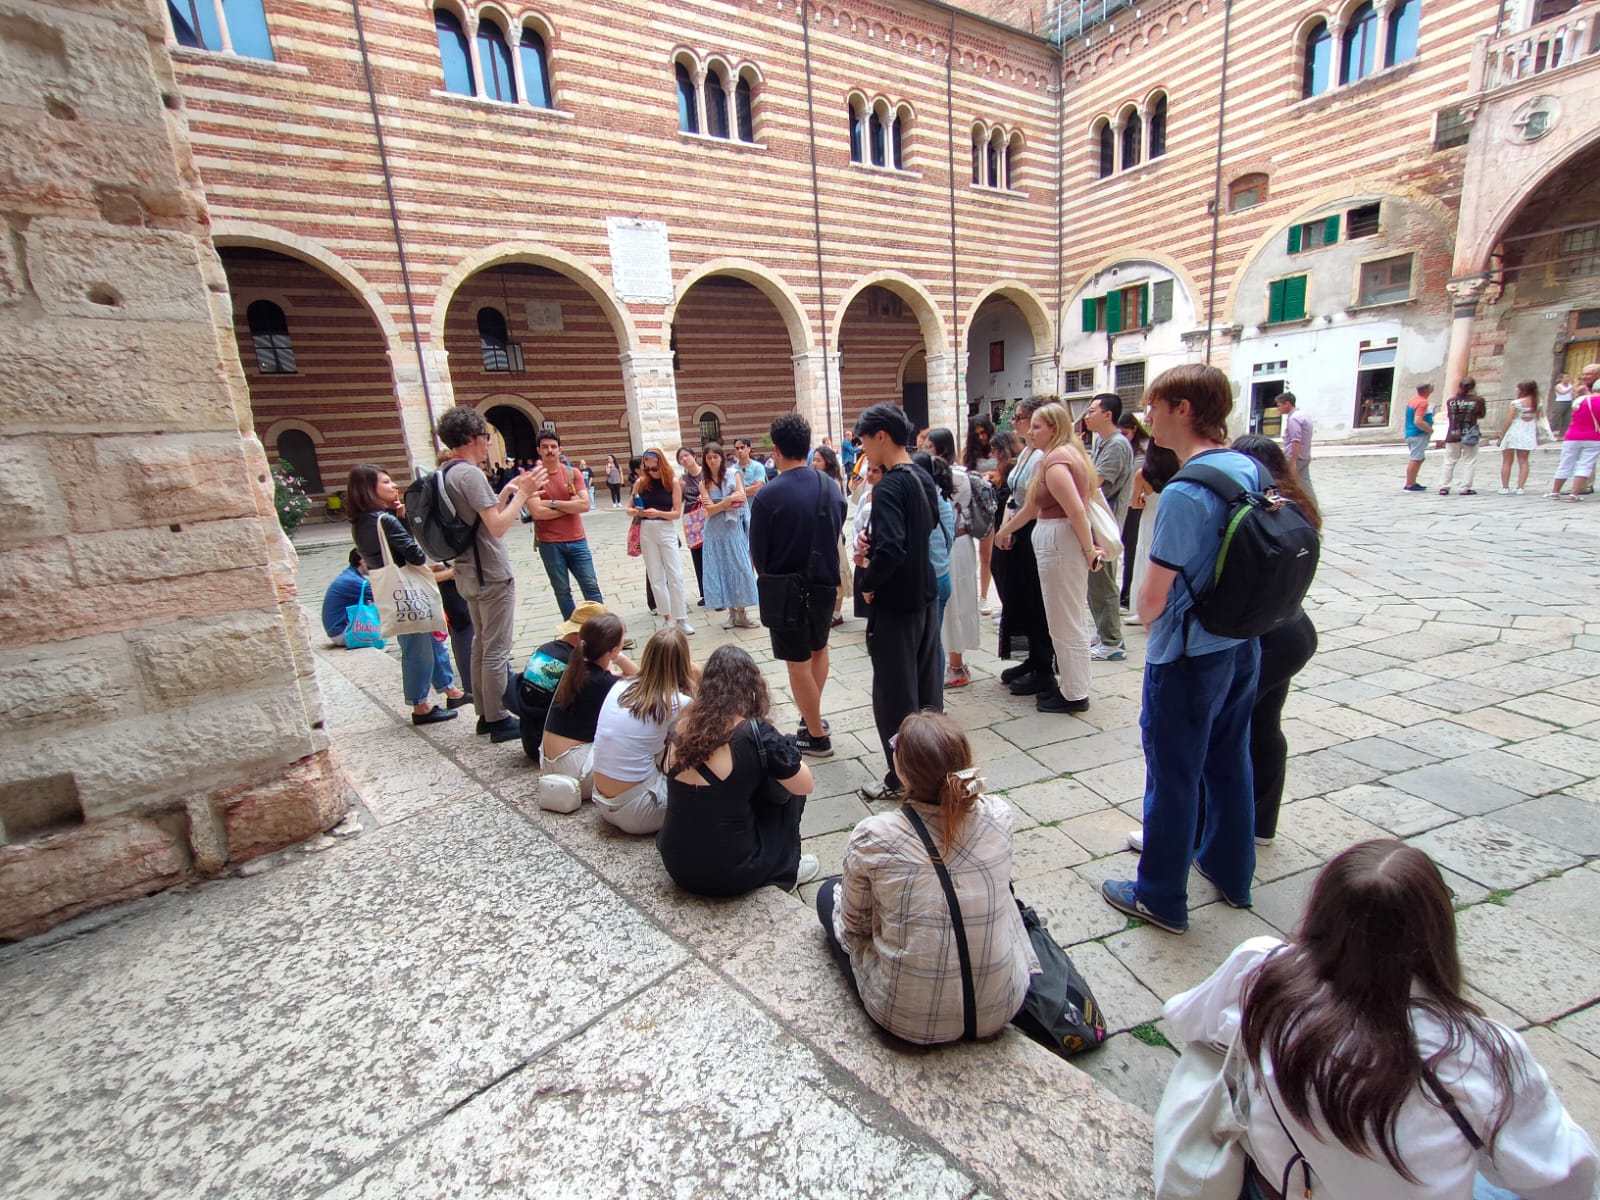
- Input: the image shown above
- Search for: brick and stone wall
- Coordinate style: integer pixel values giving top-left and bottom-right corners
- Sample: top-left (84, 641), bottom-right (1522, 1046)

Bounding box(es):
top-left (0, 0), bottom-right (347, 939)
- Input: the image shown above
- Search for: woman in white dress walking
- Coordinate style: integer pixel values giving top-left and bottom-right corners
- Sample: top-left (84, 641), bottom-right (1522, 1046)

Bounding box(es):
top-left (1497, 380), bottom-right (1540, 495)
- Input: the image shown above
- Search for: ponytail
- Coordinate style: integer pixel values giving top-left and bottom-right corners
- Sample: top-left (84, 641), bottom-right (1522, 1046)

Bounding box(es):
top-left (553, 613), bottom-right (624, 710)
top-left (893, 711), bottom-right (980, 854)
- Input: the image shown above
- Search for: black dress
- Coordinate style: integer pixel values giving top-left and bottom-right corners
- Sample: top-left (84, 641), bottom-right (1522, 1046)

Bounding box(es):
top-left (657, 721), bottom-right (806, 897)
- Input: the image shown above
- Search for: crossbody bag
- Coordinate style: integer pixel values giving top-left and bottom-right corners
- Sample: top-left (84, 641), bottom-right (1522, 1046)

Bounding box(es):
top-left (901, 803), bottom-right (977, 1041)
top-left (756, 470), bottom-right (834, 635)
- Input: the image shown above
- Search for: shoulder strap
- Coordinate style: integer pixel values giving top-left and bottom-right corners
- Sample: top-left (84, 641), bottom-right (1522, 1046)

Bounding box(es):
top-left (1421, 1067), bottom-right (1484, 1150)
top-left (1172, 461), bottom-right (1254, 504)
top-left (1262, 1075), bottom-right (1315, 1199)
top-left (749, 718), bottom-right (767, 768)
top-left (901, 803), bottom-right (977, 1041)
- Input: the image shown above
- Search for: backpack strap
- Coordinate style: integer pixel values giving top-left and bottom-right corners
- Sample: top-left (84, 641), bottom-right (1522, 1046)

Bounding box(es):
top-left (1170, 460), bottom-right (1258, 505)
top-left (437, 458), bottom-right (485, 588)
top-left (901, 803), bottom-right (977, 1041)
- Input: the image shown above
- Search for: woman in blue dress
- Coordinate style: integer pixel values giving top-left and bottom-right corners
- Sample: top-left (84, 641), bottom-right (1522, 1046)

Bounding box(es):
top-left (699, 442), bottom-right (760, 629)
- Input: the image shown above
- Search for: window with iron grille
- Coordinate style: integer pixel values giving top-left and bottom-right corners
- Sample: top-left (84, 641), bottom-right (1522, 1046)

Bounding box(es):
top-left (1434, 105), bottom-right (1470, 150)
top-left (1114, 361), bottom-right (1146, 407)
top-left (1577, 308), bottom-right (1600, 330)
top-left (478, 306), bottom-right (522, 373)
top-left (1063, 368), bottom-right (1096, 393)
top-left (1346, 203), bottom-right (1381, 239)
top-left (247, 300), bottom-right (296, 374)
top-left (698, 411), bottom-right (722, 443)
top-left (1556, 226), bottom-right (1600, 280)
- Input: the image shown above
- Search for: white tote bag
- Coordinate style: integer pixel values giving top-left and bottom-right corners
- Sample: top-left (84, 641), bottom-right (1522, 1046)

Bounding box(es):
top-left (1087, 491), bottom-right (1125, 562)
top-left (371, 518), bottom-right (448, 638)
top-left (1152, 1032), bottom-right (1251, 1200)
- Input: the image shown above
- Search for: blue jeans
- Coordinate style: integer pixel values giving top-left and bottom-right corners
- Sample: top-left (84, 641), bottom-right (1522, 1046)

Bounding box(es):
top-left (399, 632), bottom-right (454, 706)
top-left (537, 539), bottom-right (604, 620)
top-left (1136, 640), bottom-right (1260, 924)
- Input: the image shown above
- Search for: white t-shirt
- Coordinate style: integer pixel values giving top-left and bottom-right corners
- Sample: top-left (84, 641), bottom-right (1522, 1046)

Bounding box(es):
top-left (1164, 937), bottom-right (1597, 1200)
top-left (591, 686), bottom-right (688, 784)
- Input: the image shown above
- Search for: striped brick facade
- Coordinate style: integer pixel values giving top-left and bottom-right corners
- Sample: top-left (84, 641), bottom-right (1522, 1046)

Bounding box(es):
top-left (171, 0), bottom-right (1597, 484)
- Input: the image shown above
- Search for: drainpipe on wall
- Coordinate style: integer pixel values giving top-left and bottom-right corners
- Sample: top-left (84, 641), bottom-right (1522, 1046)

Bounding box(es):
top-left (945, 11), bottom-right (962, 422)
top-left (800, 4), bottom-right (836, 444)
top-left (1202, 0), bottom-right (1235, 365)
top-left (1054, 37), bottom-right (1066, 392)
top-left (351, 0), bottom-right (438, 456)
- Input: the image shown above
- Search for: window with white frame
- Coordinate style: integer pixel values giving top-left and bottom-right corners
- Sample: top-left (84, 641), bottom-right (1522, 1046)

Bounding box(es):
top-left (850, 93), bottom-right (912, 170)
top-left (971, 123), bottom-right (1022, 190)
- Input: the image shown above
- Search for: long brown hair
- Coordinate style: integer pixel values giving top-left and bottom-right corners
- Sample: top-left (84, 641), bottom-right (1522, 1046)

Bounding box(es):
top-left (894, 711), bottom-right (978, 855)
top-left (553, 613), bottom-right (623, 711)
top-left (1230, 434), bottom-right (1321, 532)
top-left (702, 441), bottom-right (730, 489)
top-left (1516, 379), bottom-right (1540, 420)
top-left (618, 625), bottom-right (694, 726)
top-left (634, 447), bottom-right (675, 494)
top-left (345, 463), bottom-right (390, 517)
top-left (669, 645), bottom-right (769, 769)
top-left (1241, 841), bottom-right (1521, 1178)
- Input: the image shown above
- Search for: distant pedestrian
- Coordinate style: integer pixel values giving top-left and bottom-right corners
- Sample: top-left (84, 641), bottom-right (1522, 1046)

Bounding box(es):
top-left (853, 403), bottom-right (941, 799)
top-left (676, 446), bottom-right (707, 606)
top-left (809, 444), bottom-right (850, 627)
top-left (436, 406), bottom-right (540, 743)
top-left (1549, 364), bottom-right (1600, 501)
top-left (1117, 411), bottom-right (1147, 611)
top-left (700, 442), bottom-right (759, 629)
top-left (529, 429), bottom-right (604, 621)
top-left (927, 428), bottom-right (979, 690)
top-left (1403, 383), bottom-right (1434, 491)
top-left (1553, 372), bottom-right (1575, 438)
top-left (1438, 377), bottom-right (1486, 496)
top-left (1276, 391), bottom-right (1315, 502)
top-left (605, 455), bottom-right (623, 508)
top-left (733, 437), bottom-right (767, 504)
top-left (749, 414), bottom-right (846, 760)
top-left (964, 417), bottom-right (998, 616)
top-left (1498, 380), bottom-right (1541, 495)
top-left (991, 399), bottom-right (1052, 689)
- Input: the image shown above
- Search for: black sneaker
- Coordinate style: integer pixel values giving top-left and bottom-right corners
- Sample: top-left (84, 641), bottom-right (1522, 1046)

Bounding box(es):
top-left (476, 717), bottom-right (488, 735)
top-left (486, 715), bottom-right (521, 743)
top-left (1009, 673), bottom-right (1048, 696)
top-left (1000, 662), bottom-right (1032, 684)
top-left (797, 719), bottom-right (832, 737)
top-left (446, 693), bottom-right (473, 710)
top-left (1037, 689), bottom-right (1090, 714)
top-left (797, 731), bottom-right (834, 759)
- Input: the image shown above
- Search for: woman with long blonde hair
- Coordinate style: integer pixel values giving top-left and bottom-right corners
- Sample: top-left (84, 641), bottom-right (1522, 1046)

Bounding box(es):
top-left (590, 625), bottom-right (698, 834)
top-left (993, 403), bottom-right (1103, 713)
top-left (632, 447), bottom-right (693, 635)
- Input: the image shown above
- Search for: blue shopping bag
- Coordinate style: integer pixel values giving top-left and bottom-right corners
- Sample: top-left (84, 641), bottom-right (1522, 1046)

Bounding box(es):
top-left (345, 580), bottom-right (385, 649)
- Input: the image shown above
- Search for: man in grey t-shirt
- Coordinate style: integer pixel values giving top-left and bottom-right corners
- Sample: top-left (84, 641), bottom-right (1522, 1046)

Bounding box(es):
top-left (1083, 392), bottom-right (1133, 662)
top-left (437, 406), bottom-right (541, 742)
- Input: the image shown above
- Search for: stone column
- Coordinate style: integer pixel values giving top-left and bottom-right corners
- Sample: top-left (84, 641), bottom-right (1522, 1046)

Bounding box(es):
top-left (389, 341), bottom-right (450, 477)
top-left (924, 352), bottom-right (959, 434)
top-left (1443, 279), bottom-right (1484, 399)
top-left (792, 350), bottom-right (842, 442)
top-left (619, 350), bottom-right (682, 454)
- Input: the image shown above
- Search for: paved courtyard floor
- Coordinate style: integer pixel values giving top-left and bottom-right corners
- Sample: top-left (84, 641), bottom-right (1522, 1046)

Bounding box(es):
top-left (2, 446), bottom-right (1597, 1197)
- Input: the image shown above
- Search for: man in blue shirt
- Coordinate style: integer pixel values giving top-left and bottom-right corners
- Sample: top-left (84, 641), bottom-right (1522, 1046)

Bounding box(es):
top-left (320, 550), bottom-right (369, 645)
top-left (1102, 364), bottom-right (1263, 935)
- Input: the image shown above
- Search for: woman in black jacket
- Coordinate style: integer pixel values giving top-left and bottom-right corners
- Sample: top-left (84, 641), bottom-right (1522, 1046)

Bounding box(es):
top-left (346, 463), bottom-right (463, 725)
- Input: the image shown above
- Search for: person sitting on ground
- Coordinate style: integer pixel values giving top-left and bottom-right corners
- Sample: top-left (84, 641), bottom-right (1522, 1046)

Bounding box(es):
top-left (590, 625), bottom-right (697, 835)
top-left (517, 601), bottom-right (627, 761)
top-left (320, 549), bottom-right (368, 646)
top-left (658, 645), bottom-right (818, 896)
top-left (1164, 840), bottom-right (1596, 1200)
top-left (817, 711), bottom-right (1039, 1045)
top-left (537, 612), bottom-right (638, 808)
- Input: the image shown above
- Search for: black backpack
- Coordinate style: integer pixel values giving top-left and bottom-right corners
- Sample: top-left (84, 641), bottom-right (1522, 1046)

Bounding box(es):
top-left (404, 460), bottom-right (481, 568)
top-left (963, 469), bottom-right (999, 539)
top-left (1170, 460), bottom-right (1320, 640)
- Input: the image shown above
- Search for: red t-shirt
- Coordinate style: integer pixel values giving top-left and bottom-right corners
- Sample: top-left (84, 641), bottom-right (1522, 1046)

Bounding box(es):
top-left (536, 464), bottom-right (587, 543)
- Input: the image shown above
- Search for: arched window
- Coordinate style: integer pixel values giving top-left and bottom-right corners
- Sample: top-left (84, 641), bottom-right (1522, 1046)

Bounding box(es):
top-left (698, 411), bottom-right (722, 443)
top-left (869, 108), bottom-right (886, 167)
top-left (1148, 94), bottom-right (1168, 158)
top-left (168, 0), bottom-right (273, 58)
top-left (1340, 2), bottom-right (1379, 84)
top-left (520, 26), bottom-right (551, 108)
top-left (1006, 133), bottom-right (1022, 189)
top-left (890, 109), bottom-right (905, 169)
top-left (1121, 110), bottom-right (1142, 170)
top-left (1228, 171), bottom-right (1268, 211)
top-left (1386, 0), bottom-right (1419, 66)
top-left (435, 10), bottom-right (475, 96)
top-left (971, 130), bottom-right (984, 184)
top-left (478, 306), bottom-right (511, 372)
top-left (1302, 20), bottom-right (1332, 97)
top-left (247, 300), bottom-right (296, 374)
top-left (476, 18), bottom-right (516, 102)
top-left (1095, 119), bottom-right (1114, 178)
top-left (986, 135), bottom-right (999, 188)
top-left (849, 101), bottom-right (867, 163)
top-left (735, 75), bottom-right (755, 141)
top-left (705, 67), bottom-right (730, 138)
top-left (675, 62), bottom-right (699, 133)
top-left (276, 430), bottom-right (323, 494)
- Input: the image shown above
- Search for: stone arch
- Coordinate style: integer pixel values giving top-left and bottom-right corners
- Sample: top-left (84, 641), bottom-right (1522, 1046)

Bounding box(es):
top-left (831, 270), bottom-right (948, 358)
top-left (210, 221), bottom-right (401, 345)
top-left (475, 392), bottom-right (544, 426)
top-left (262, 418), bottom-right (326, 446)
top-left (1465, 123), bottom-right (1600, 277)
top-left (667, 258), bottom-right (814, 355)
top-left (1069, 250), bottom-right (1204, 321)
top-left (962, 281), bottom-right (1053, 353)
top-left (430, 241), bottom-right (637, 353)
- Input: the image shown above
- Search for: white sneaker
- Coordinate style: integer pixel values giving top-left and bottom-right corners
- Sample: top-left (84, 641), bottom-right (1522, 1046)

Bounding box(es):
top-left (1498, 487), bottom-right (1511, 495)
top-left (677, 620), bottom-right (697, 635)
top-left (1255, 836), bottom-right (1275, 847)
top-left (980, 600), bottom-right (993, 616)
top-left (793, 854), bottom-right (820, 888)
top-left (1514, 487), bottom-right (1525, 495)
top-left (1127, 828), bottom-right (1144, 852)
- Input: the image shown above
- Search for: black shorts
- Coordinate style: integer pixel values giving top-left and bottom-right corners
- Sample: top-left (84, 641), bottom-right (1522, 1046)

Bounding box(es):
top-left (767, 585), bottom-right (835, 662)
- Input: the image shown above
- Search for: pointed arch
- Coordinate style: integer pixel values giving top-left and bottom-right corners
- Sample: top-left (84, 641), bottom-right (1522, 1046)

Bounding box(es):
top-left (831, 271), bottom-right (948, 358)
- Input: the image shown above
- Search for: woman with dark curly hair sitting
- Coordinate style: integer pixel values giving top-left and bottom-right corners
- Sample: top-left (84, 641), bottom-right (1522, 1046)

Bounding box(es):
top-left (657, 645), bottom-right (817, 896)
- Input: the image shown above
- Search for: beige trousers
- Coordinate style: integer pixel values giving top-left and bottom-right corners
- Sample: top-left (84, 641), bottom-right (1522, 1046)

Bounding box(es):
top-left (1032, 518), bottom-right (1093, 703)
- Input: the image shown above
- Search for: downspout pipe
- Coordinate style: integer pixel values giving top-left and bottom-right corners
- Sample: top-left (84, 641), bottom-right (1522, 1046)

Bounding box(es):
top-left (1054, 36), bottom-right (1065, 395)
top-left (1202, 0), bottom-right (1234, 364)
top-left (800, 5), bottom-right (835, 444)
top-left (945, 12), bottom-right (961, 424)
top-left (351, 0), bottom-right (438, 455)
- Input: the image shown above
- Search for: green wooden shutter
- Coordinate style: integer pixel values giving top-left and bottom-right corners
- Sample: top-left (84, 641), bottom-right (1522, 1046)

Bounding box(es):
top-left (1152, 279), bottom-right (1173, 323)
top-left (1267, 279), bottom-right (1285, 324)
top-left (1106, 289), bottom-right (1122, 334)
top-left (1081, 297), bottom-right (1098, 332)
top-left (1138, 284), bottom-right (1150, 328)
top-left (1283, 274), bottom-right (1308, 320)
top-left (1288, 224), bottom-right (1303, 254)
top-left (1323, 214), bottom-right (1340, 245)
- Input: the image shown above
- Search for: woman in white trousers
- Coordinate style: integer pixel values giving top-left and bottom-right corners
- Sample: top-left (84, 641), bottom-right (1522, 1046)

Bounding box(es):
top-left (632, 447), bottom-right (694, 635)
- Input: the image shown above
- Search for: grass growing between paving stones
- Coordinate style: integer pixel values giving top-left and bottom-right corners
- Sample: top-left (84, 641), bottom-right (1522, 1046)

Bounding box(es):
top-left (1131, 1023), bottom-right (1173, 1051)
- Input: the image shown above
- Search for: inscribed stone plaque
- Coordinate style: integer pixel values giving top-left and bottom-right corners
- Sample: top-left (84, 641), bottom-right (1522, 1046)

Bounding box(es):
top-left (524, 301), bottom-right (562, 333)
top-left (606, 217), bottom-right (673, 304)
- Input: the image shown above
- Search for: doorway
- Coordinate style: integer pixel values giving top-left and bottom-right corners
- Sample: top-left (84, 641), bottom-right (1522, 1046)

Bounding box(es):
top-left (486, 405), bottom-right (539, 462)
top-left (901, 349), bottom-right (929, 433)
top-left (1250, 379), bottom-right (1285, 436)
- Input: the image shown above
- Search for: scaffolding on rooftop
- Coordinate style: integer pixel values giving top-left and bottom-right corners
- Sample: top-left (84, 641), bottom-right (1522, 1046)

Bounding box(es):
top-left (1042, 0), bottom-right (1138, 43)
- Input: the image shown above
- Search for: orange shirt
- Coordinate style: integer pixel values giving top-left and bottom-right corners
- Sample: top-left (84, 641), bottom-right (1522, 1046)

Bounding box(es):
top-left (536, 464), bottom-right (586, 543)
